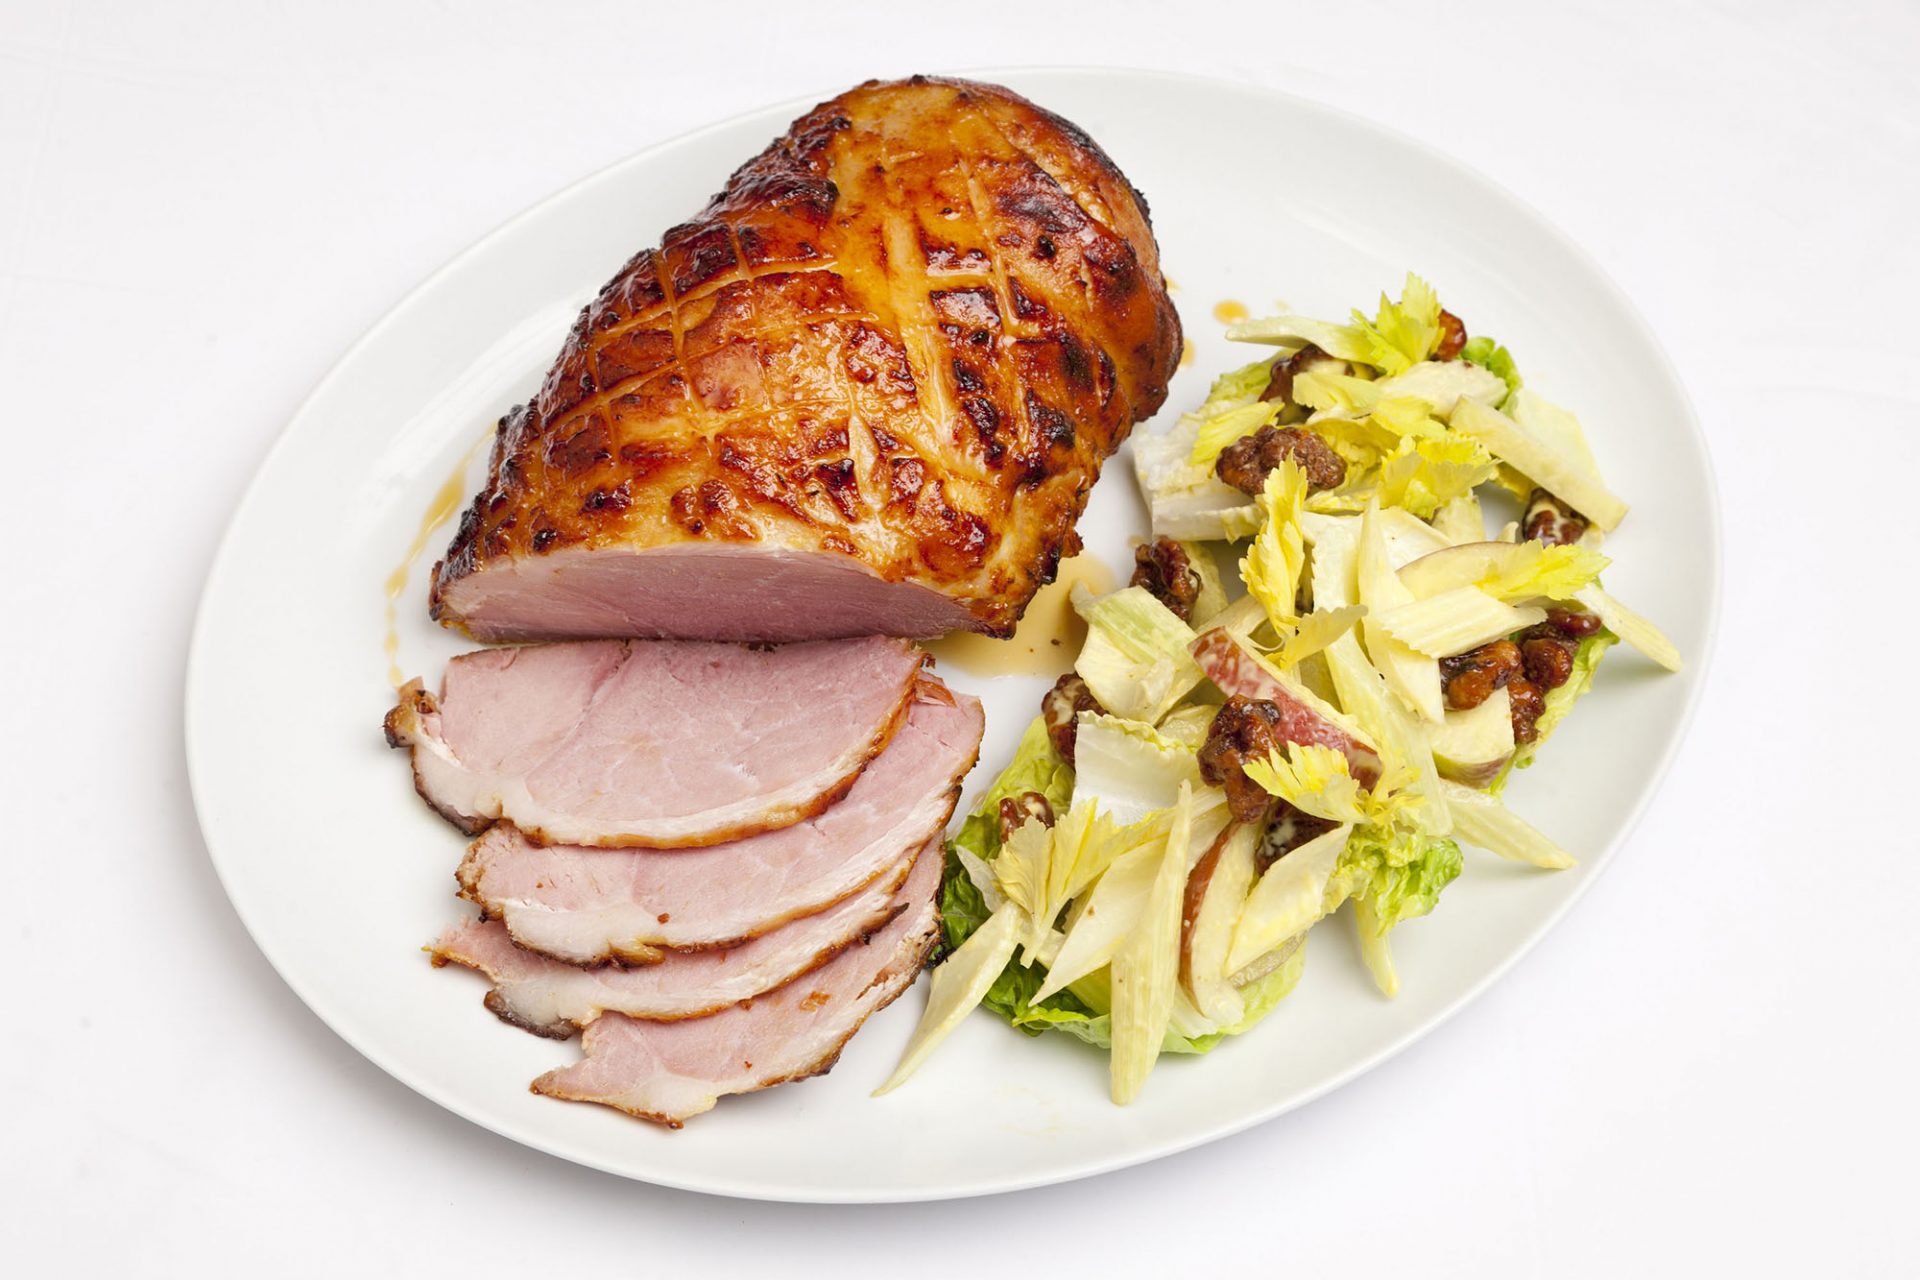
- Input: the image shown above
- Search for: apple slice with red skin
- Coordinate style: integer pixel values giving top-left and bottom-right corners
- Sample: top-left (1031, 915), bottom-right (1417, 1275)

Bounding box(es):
top-left (1190, 628), bottom-right (1383, 787)
top-left (1430, 687), bottom-right (1515, 788)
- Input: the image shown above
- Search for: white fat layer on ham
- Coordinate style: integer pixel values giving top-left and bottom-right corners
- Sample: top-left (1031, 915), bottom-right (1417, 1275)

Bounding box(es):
top-left (431, 850), bottom-right (913, 1032)
top-left (390, 636), bottom-right (927, 848)
top-left (456, 685), bottom-right (983, 963)
top-left (531, 837), bottom-right (944, 1126)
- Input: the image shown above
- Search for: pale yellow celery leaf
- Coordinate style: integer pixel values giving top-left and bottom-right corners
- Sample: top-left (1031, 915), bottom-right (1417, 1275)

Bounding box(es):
top-left (1185, 823), bottom-right (1261, 1025)
top-left (1272, 604), bottom-right (1367, 669)
top-left (1305, 484), bottom-right (1378, 516)
top-left (1225, 313), bottom-right (1372, 362)
top-left (1199, 356), bottom-right (1279, 414)
top-left (1225, 824), bottom-right (1353, 975)
top-left (1243, 745), bottom-right (1368, 825)
top-left (1478, 542), bottom-right (1611, 603)
top-left (1352, 895), bottom-right (1399, 998)
top-left (991, 817), bottom-right (1053, 922)
top-left (1378, 434), bottom-right (1498, 520)
top-left (1373, 587), bottom-right (1547, 658)
top-left (1239, 461), bottom-right (1310, 628)
top-left (1190, 401), bottom-right (1281, 468)
top-left (874, 903), bottom-right (1025, 1094)
top-left (1430, 493), bottom-right (1486, 545)
top-left (1452, 397), bottom-right (1628, 531)
top-left (1573, 585), bottom-right (1682, 671)
top-left (1396, 540), bottom-right (1607, 605)
top-left (1359, 503), bottom-right (1444, 721)
top-left (1440, 781), bottom-right (1576, 870)
top-left (1292, 366), bottom-right (1384, 417)
top-left (1303, 411), bottom-right (1398, 471)
top-left (1349, 274), bottom-right (1443, 375)
top-left (1110, 784), bottom-right (1193, 1104)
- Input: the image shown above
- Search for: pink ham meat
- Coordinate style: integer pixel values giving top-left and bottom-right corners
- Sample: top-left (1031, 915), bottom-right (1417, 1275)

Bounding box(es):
top-left (384, 635), bottom-right (925, 848)
top-left (1190, 628), bottom-right (1384, 786)
top-left (431, 846), bottom-right (912, 1035)
top-left (530, 835), bottom-right (943, 1127)
top-left (454, 683), bottom-right (982, 964)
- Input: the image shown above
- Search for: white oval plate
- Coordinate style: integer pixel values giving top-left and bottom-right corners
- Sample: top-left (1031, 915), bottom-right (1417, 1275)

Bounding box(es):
top-left (187, 68), bottom-right (1719, 1202)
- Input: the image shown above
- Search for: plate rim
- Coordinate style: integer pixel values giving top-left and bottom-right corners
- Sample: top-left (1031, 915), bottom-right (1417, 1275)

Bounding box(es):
top-left (184, 64), bottom-right (1724, 1203)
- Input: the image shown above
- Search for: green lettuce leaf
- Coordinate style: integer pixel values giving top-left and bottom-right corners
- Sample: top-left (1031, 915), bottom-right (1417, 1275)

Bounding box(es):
top-left (1326, 822), bottom-right (1464, 931)
top-left (1460, 334), bottom-right (1522, 400)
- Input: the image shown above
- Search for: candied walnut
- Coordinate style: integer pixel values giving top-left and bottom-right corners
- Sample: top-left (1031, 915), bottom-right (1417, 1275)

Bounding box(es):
top-left (1041, 672), bottom-right (1104, 764)
top-left (1521, 635), bottom-right (1576, 690)
top-left (997, 791), bottom-right (1057, 844)
top-left (1254, 804), bottom-right (1338, 873)
top-left (1198, 696), bottom-right (1285, 824)
top-left (1130, 536), bottom-right (1201, 621)
top-left (1258, 342), bottom-right (1331, 406)
top-left (1547, 605), bottom-right (1603, 638)
top-left (1523, 488), bottom-right (1590, 546)
top-left (1214, 425), bottom-right (1348, 496)
top-left (1435, 309), bottom-right (1468, 361)
top-left (1440, 639), bottom-right (1523, 711)
top-left (1508, 676), bottom-right (1546, 744)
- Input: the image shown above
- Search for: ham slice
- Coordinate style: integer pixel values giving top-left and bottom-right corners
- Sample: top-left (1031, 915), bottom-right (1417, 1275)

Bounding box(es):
top-left (385, 635), bottom-right (925, 848)
top-left (430, 848), bottom-right (912, 1035)
top-left (454, 683), bottom-right (982, 964)
top-left (531, 835), bottom-right (943, 1126)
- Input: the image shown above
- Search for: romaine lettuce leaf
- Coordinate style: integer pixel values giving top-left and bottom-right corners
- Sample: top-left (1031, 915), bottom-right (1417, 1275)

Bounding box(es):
top-left (1459, 334), bottom-right (1522, 399)
top-left (1070, 714), bottom-right (1204, 825)
top-left (1073, 584), bottom-right (1205, 723)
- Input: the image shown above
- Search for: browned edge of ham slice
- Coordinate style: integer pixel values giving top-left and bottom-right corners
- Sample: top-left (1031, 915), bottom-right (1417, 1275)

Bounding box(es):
top-left (450, 679), bottom-right (981, 965)
top-left (529, 836), bottom-right (943, 1127)
top-left (384, 636), bottom-right (926, 849)
top-left (428, 849), bottom-right (914, 1037)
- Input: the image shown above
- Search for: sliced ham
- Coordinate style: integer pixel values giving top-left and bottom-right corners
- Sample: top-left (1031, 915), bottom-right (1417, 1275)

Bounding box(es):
top-left (430, 848), bottom-right (912, 1035)
top-left (454, 683), bottom-right (982, 964)
top-left (384, 635), bottom-right (925, 848)
top-left (531, 835), bottom-right (943, 1126)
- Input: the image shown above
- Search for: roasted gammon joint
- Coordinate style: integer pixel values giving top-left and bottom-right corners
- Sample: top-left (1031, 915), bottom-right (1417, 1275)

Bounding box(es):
top-left (429, 75), bottom-right (1181, 643)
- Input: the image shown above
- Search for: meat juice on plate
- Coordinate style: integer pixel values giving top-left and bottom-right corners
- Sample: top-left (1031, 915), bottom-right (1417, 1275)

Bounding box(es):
top-left (921, 555), bottom-right (1115, 678)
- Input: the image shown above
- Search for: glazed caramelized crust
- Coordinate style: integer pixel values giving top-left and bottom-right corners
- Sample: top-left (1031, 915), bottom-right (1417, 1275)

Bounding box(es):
top-left (430, 76), bottom-right (1182, 639)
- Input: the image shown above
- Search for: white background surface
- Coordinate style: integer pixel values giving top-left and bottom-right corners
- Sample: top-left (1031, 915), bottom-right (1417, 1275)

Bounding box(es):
top-left (2, 1), bottom-right (1913, 1275)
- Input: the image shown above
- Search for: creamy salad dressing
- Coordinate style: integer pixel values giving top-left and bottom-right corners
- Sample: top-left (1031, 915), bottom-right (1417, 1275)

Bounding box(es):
top-left (1211, 299), bottom-right (1249, 324)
